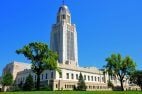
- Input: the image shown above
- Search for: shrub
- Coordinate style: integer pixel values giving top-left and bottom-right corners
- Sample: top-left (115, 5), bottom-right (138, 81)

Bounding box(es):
top-left (23, 74), bottom-right (34, 91)
top-left (77, 73), bottom-right (87, 91)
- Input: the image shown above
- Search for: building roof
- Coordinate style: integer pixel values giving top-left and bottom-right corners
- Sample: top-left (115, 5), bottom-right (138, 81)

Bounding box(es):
top-left (58, 64), bottom-right (104, 74)
top-left (58, 5), bottom-right (70, 14)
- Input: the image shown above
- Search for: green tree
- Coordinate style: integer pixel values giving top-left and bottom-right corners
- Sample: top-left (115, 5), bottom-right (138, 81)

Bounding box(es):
top-left (23, 74), bottom-right (34, 91)
top-left (130, 70), bottom-right (142, 91)
top-left (1, 72), bottom-right (13, 87)
top-left (107, 80), bottom-right (114, 88)
top-left (105, 54), bottom-right (136, 91)
top-left (77, 72), bottom-right (86, 91)
top-left (16, 42), bottom-right (60, 90)
top-left (18, 81), bottom-right (23, 90)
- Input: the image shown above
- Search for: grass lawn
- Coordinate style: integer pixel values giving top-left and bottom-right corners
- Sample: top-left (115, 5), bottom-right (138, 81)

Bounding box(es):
top-left (0, 91), bottom-right (141, 94)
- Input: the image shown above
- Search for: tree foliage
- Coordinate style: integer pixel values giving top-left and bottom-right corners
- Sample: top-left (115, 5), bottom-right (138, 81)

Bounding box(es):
top-left (105, 54), bottom-right (136, 91)
top-left (16, 42), bottom-right (59, 90)
top-left (1, 72), bottom-right (13, 86)
top-left (77, 72), bottom-right (86, 91)
top-left (23, 74), bottom-right (34, 91)
top-left (130, 70), bottom-right (142, 91)
top-left (18, 81), bottom-right (23, 90)
top-left (107, 80), bottom-right (114, 88)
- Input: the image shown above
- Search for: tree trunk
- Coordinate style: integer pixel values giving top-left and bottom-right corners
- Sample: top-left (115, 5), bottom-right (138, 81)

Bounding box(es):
top-left (140, 85), bottom-right (142, 91)
top-left (36, 74), bottom-right (40, 90)
top-left (120, 79), bottom-right (124, 91)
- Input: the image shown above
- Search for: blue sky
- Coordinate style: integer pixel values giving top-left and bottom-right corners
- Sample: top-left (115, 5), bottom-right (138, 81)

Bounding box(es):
top-left (0, 0), bottom-right (142, 75)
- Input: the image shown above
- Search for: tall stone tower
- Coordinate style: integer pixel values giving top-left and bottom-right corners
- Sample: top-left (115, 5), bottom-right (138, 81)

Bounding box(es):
top-left (50, 4), bottom-right (78, 66)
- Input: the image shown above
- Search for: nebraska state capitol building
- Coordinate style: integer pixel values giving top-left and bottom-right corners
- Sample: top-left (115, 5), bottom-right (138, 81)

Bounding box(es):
top-left (2, 4), bottom-right (132, 90)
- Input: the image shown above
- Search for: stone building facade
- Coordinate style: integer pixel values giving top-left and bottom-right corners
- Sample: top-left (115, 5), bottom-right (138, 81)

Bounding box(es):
top-left (11, 61), bottom-right (108, 90)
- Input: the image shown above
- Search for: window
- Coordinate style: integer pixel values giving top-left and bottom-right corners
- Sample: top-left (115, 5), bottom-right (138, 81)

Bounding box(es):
top-left (56, 84), bottom-right (58, 88)
top-left (67, 15), bottom-right (70, 23)
top-left (98, 77), bottom-right (100, 82)
top-left (91, 76), bottom-right (93, 81)
top-left (66, 73), bottom-right (69, 79)
top-left (62, 15), bottom-right (66, 19)
top-left (94, 76), bottom-right (96, 81)
top-left (71, 73), bottom-right (74, 79)
top-left (76, 74), bottom-right (78, 80)
top-left (88, 76), bottom-right (90, 81)
top-left (93, 86), bottom-right (95, 89)
top-left (84, 75), bottom-right (86, 80)
top-left (59, 72), bottom-right (62, 78)
top-left (45, 73), bottom-right (48, 79)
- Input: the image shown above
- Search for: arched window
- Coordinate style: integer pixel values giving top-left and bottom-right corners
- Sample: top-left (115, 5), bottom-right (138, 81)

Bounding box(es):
top-left (62, 15), bottom-right (66, 19)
